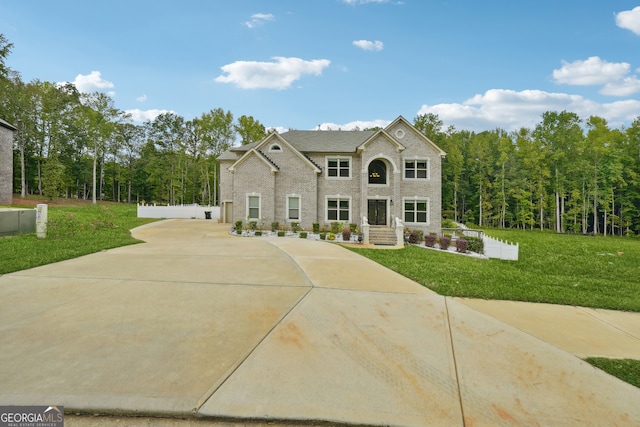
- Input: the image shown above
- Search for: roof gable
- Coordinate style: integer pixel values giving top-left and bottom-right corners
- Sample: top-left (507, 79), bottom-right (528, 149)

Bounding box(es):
top-left (228, 148), bottom-right (279, 174)
top-left (384, 115), bottom-right (447, 157)
top-left (356, 129), bottom-right (405, 153)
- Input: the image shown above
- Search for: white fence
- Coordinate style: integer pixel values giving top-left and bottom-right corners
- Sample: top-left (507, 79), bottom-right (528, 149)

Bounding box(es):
top-left (137, 204), bottom-right (220, 220)
top-left (483, 235), bottom-right (519, 261)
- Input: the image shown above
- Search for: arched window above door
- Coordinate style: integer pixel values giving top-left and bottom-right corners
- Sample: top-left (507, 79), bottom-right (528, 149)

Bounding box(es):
top-left (368, 159), bottom-right (387, 185)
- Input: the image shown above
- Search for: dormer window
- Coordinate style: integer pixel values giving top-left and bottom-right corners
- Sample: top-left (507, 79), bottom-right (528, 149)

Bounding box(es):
top-left (269, 144), bottom-right (282, 152)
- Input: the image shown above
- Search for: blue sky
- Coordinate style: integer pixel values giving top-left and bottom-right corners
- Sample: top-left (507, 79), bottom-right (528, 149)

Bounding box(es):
top-left (1, 0), bottom-right (640, 132)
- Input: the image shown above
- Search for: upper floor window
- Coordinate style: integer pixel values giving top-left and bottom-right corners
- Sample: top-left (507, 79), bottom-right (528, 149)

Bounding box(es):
top-left (368, 159), bottom-right (387, 185)
top-left (404, 159), bottom-right (429, 180)
top-left (326, 157), bottom-right (351, 179)
top-left (269, 143), bottom-right (282, 152)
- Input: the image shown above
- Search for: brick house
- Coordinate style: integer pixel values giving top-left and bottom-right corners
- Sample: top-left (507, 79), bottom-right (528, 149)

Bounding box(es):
top-left (0, 118), bottom-right (16, 205)
top-left (218, 116), bottom-right (446, 240)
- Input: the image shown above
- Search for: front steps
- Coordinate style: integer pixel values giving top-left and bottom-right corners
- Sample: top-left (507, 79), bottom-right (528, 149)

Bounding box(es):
top-left (368, 227), bottom-right (397, 245)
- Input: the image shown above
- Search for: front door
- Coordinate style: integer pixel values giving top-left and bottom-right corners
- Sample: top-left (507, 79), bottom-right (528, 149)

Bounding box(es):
top-left (368, 200), bottom-right (387, 225)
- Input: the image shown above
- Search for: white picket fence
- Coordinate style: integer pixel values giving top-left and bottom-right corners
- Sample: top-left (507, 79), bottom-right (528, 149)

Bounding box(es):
top-left (483, 235), bottom-right (519, 261)
top-left (137, 204), bottom-right (220, 220)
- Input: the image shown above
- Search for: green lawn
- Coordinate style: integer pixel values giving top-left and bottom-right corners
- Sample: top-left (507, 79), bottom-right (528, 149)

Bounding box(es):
top-left (349, 229), bottom-right (640, 312)
top-left (585, 358), bottom-right (640, 389)
top-left (0, 201), bottom-right (157, 274)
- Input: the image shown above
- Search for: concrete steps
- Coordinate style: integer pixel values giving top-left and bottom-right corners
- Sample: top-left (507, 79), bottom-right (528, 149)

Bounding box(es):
top-left (368, 227), bottom-right (397, 245)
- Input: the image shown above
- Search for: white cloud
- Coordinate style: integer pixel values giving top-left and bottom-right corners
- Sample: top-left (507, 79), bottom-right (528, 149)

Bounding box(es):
top-left (615, 6), bottom-right (640, 36)
top-left (125, 108), bottom-right (173, 122)
top-left (315, 119), bottom-right (390, 130)
top-left (215, 56), bottom-right (331, 90)
top-left (417, 88), bottom-right (640, 132)
top-left (136, 94), bottom-right (147, 102)
top-left (601, 75), bottom-right (640, 96)
top-left (71, 71), bottom-right (115, 95)
top-left (353, 39), bottom-right (384, 51)
top-left (552, 56), bottom-right (630, 86)
top-left (245, 13), bottom-right (274, 28)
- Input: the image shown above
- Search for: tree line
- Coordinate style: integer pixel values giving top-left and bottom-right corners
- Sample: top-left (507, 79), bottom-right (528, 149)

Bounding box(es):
top-left (2, 34), bottom-right (640, 235)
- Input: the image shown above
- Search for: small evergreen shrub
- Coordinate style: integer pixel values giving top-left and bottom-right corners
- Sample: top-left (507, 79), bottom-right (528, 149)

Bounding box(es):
top-left (466, 236), bottom-right (484, 254)
top-left (456, 238), bottom-right (468, 253)
top-left (291, 222), bottom-right (301, 232)
top-left (424, 234), bottom-right (437, 247)
top-left (440, 236), bottom-right (451, 250)
top-left (331, 222), bottom-right (342, 234)
top-left (442, 218), bottom-right (457, 229)
top-left (277, 231), bottom-right (285, 237)
top-left (235, 220), bottom-right (243, 234)
top-left (319, 233), bottom-right (326, 240)
top-left (254, 231), bottom-right (262, 236)
top-left (349, 223), bottom-right (358, 232)
top-left (299, 231), bottom-right (308, 238)
top-left (249, 221), bottom-right (257, 230)
top-left (312, 222), bottom-right (320, 233)
top-left (271, 222), bottom-right (279, 232)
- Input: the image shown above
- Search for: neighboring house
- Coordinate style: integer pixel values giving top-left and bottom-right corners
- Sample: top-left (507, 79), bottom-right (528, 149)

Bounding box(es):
top-left (0, 118), bottom-right (16, 206)
top-left (218, 116), bottom-right (446, 237)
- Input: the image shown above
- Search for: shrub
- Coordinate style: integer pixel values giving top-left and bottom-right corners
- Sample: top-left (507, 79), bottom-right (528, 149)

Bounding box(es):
top-left (424, 234), bottom-right (437, 247)
top-left (440, 236), bottom-right (451, 250)
top-left (342, 228), bottom-right (351, 241)
top-left (408, 231), bottom-right (420, 244)
top-left (277, 231), bottom-right (285, 237)
top-left (319, 233), bottom-right (326, 240)
top-left (312, 222), bottom-right (320, 233)
top-left (254, 231), bottom-right (262, 236)
top-left (456, 238), bottom-right (468, 253)
top-left (466, 236), bottom-right (484, 254)
top-left (235, 220), bottom-right (243, 234)
top-left (271, 222), bottom-right (279, 232)
top-left (349, 223), bottom-right (358, 232)
top-left (299, 231), bottom-right (308, 238)
top-left (442, 218), bottom-right (457, 229)
top-left (291, 222), bottom-right (301, 232)
top-left (249, 221), bottom-right (257, 230)
top-left (327, 233), bottom-right (336, 241)
top-left (331, 222), bottom-right (342, 234)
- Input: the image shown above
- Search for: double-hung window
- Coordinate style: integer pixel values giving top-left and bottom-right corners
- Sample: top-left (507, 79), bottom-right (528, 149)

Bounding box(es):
top-left (327, 197), bottom-right (350, 222)
top-left (404, 198), bottom-right (429, 224)
top-left (247, 195), bottom-right (260, 220)
top-left (287, 196), bottom-right (300, 221)
top-left (327, 157), bottom-right (351, 179)
top-left (404, 159), bottom-right (429, 179)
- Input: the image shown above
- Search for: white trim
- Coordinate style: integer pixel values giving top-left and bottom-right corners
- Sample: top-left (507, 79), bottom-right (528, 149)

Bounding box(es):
top-left (268, 143), bottom-right (282, 152)
top-left (325, 156), bottom-right (352, 180)
top-left (246, 193), bottom-right (261, 220)
top-left (403, 157), bottom-right (431, 181)
top-left (325, 195), bottom-right (352, 223)
top-left (402, 196), bottom-right (430, 225)
top-left (286, 194), bottom-right (301, 222)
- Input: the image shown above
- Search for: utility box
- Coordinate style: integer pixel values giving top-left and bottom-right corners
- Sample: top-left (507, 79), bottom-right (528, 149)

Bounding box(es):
top-left (0, 208), bottom-right (37, 236)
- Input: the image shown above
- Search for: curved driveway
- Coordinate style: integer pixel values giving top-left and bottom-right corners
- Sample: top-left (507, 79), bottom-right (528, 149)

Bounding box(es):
top-left (1, 220), bottom-right (639, 426)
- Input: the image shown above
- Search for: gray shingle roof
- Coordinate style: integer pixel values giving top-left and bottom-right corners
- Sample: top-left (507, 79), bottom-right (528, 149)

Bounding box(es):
top-left (281, 130), bottom-right (376, 153)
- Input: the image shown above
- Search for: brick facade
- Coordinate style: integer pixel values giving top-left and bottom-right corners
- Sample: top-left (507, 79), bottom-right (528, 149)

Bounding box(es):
top-left (219, 116), bottom-right (445, 234)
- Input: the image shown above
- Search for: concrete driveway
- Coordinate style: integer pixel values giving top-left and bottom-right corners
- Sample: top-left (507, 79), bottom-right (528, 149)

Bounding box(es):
top-left (0, 219), bottom-right (639, 426)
